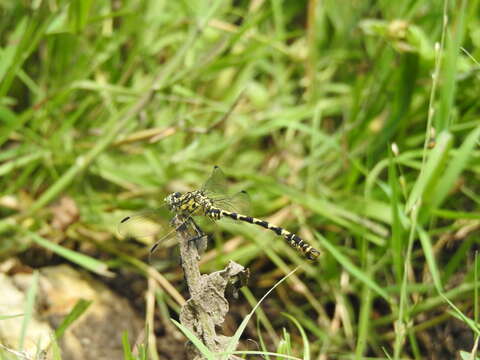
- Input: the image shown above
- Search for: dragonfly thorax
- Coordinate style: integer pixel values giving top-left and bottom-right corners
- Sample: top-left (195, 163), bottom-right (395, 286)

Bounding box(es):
top-left (165, 190), bottom-right (213, 215)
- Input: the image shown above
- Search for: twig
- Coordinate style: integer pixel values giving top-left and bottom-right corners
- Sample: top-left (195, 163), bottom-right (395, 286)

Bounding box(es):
top-left (172, 215), bottom-right (248, 360)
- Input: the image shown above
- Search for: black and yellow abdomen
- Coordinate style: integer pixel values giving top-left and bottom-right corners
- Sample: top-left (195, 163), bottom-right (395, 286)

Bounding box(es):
top-left (206, 207), bottom-right (320, 261)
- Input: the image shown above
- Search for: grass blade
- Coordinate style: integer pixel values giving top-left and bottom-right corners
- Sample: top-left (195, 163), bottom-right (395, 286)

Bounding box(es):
top-left (28, 232), bottom-right (114, 277)
top-left (19, 271), bottom-right (38, 350)
top-left (223, 267), bottom-right (299, 359)
top-left (170, 319), bottom-right (214, 360)
top-left (388, 146), bottom-right (405, 282)
top-left (405, 130), bottom-right (453, 213)
top-left (431, 125), bottom-right (480, 209)
top-left (54, 299), bottom-right (93, 339)
top-left (436, 0), bottom-right (468, 131)
top-left (122, 331), bottom-right (135, 360)
top-left (315, 233), bottom-right (389, 300)
top-left (0, 314), bottom-right (23, 320)
top-left (417, 226), bottom-right (443, 292)
top-left (281, 313), bottom-right (310, 360)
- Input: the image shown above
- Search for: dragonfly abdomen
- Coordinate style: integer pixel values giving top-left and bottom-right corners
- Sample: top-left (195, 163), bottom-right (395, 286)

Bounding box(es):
top-left (211, 208), bottom-right (320, 260)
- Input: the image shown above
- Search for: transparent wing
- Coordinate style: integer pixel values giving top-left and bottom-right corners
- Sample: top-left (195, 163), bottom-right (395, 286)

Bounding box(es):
top-left (117, 208), bottom-right (169, 238)
top-left (212, 190), bottom-right (251, 214)
top-left (202, 165), bottom-right (229, 198)
top-left (149, 216), bottom-right (208, 261)
top-left (148, 227), bottom-right (180, 258)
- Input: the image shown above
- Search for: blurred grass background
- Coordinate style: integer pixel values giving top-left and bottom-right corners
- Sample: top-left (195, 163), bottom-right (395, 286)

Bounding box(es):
top-left (0, 0), bottom-right (480, 358)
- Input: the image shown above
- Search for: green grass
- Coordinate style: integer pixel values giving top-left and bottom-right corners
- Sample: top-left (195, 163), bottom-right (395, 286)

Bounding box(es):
top-left (1, 0), bottom-right (480, 359)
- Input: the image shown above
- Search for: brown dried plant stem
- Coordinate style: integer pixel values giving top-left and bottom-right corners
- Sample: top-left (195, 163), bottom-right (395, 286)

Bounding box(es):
top-left (173, 215), bottom-right (247, 360)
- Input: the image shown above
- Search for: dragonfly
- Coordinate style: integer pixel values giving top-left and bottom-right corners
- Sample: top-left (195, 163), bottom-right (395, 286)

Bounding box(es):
top-left (118, 166), bottom-right (320, 260)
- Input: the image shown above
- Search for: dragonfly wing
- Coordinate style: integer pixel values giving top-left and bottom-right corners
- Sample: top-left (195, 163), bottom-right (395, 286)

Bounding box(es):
top-left (202, 166), bottom-right (251, 213)
top-left (201, 166), bottom-right (229, 198)
top-left (148, 226), bottom-right (178, 256)
top-left (212, 190), bottom-right (251, 214)
top-left (149, 215), bottom-right (208, 260)
top-left (118, 209), bottom-right (168, 238)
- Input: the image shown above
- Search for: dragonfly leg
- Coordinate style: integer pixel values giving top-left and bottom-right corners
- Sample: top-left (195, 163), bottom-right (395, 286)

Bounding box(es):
top-left (186, 218), bottom-right (208, 254)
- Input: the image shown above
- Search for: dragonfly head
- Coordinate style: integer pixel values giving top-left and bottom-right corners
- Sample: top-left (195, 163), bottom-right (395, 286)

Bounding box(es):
top-left (165, 192), bottom-right (182, 210)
